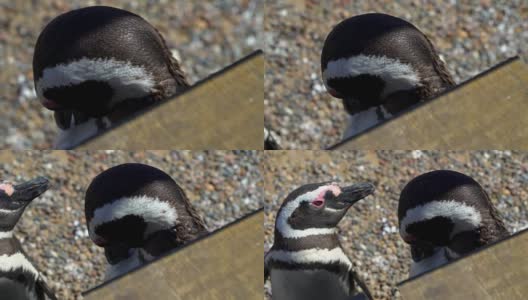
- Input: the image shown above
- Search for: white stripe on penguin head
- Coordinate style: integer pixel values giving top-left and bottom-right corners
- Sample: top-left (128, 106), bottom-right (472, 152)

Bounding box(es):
top-left (35, 57), bottom-right (155, 106)
top-left (88, 195), bottom-right (178, 242)
top-left (400, 200), bottom-right (482, 240)
top-left (323, 54), bottom-right (421, 98)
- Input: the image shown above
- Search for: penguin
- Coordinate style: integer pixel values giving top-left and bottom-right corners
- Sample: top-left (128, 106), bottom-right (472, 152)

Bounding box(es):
top-left (398, 170), bottom-right (509, 278)
top-left (321, 13), bottom-right (455, 140)
top-left (33, 6), bottom-right (190, 149)
top-left (84, 163), bottom-right (207, 281)
top-left (265, 181), bottom-right (375, 300)
top-left (265, 127), bottom-right (281, 150)
top-left (0, 177), bottom-right (57, 300)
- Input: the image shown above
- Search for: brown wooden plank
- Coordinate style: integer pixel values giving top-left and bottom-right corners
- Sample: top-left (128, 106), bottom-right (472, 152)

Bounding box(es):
top-left (77, 51), bottom-right (264, 150)
top-left (83, 209), bottom-right (263, 300)
top-left (398, 228), bottom-right (528, 300)
top-left (331, 57), bottom-right (528, 150)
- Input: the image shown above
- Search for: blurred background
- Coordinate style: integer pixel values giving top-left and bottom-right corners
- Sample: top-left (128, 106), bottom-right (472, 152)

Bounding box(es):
top-left (0, 150), bottom-right (262, 299)
top-left (265, 0), bottom-right (528, 149)
top-left (0, 0), bottom-right (263, 149)
top-left (263, 150), bottom-right (528, 299)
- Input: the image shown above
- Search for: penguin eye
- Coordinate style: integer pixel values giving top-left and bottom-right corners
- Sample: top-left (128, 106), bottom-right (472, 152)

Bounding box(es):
top-left (311, 199), bottom-right (325, 207)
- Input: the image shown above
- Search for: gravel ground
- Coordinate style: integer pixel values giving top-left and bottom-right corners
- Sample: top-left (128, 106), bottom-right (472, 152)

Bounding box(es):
top-left (264, 0), bottom-right (528, 149)
top-left (0, 0), bottom-right (263, 149)
top-left (264, 150), bottom-right (528, 299)
top-left (1, 150), bottom-right (262, 299)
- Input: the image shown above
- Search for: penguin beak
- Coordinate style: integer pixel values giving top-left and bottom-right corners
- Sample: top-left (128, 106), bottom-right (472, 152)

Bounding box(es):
top-left (336, 182), bottom-right (375, 205)
top-left (12, 177), bottom-right (50, 204)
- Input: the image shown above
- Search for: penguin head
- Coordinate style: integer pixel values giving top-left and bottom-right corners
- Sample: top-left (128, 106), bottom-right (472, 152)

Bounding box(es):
top-left (321, 13), bottom-right (454, 116)
top-left (275, 182), bottom-right (374, 238)
top-left (398, 170), bottom-right (508, 276)
top-left (33, 6), bottom-right (189, 129)
top-left (85, 163), bottom-right (206, 275)
top-left (0, 177), bottom-right (49, 231)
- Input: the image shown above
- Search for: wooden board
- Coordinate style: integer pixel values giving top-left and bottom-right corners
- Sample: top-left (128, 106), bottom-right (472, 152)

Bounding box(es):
top-left (83, 209), bottom-right (263, 300)
top-left (77, 51), bottom-right (264, 150)
top-left (330, 57), bottom-right (528, 150)
top-left (398, 228), bottom-right (528, 300)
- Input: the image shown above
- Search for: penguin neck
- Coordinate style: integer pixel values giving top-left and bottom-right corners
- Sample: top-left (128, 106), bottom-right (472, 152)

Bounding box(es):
top-left (0, 231), bottom-right (13, 239)
top-left (343, 105), bottom-right (392, 140)
top-left (0, 208), bottom-right (26, 232)
top-left (0, 234), bottom-right (22, 257)
top-left (273, 230), bottom-right (341, 252)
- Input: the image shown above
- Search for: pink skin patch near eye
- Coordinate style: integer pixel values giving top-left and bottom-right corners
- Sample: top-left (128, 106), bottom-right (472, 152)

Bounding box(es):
top-left (93, 235), bottom-right (108, 246)
top-left (402, 232), bottom-right (416, 243)
top-left (311, 184), bottom-right (342, 207)
top-left (323, 82), bottom-right (343, 98)
top-left (42, 99), bottom-right (63, 110)
top-left (327, 87), bottom-right (341, 98)
top-left (0, 183), bottom-right (14, 196)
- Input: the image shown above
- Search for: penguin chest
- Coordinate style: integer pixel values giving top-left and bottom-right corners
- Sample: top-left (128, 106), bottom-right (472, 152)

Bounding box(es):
top-left (0, 252), bottom-right (41, 300)
top-left (270, 268), bottom-right (350, 300)
top-left (409, 247), bottom-right (449, 277)
top-left (105, 249), bottom-right (144, 281)
top-left (344, 106), bottom-right (392, 140)
top-left (54, 118), bottom-right (109, 149)
top-left (0, 277), bottom-right (38, 300)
